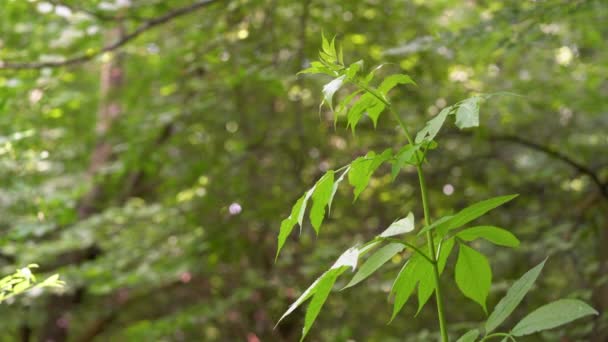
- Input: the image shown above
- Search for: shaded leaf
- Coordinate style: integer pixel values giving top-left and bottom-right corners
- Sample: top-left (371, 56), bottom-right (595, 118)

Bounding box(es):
top-left (511, 299), bottom-right (598, 337)
top-left (485, 259), bottom-right (546, 333)
top-left (416, 238), bottom-right (454, 314)
top-left (456, 330), bottom-right (479, 342)
top-left (390, 255), bottom-right (425, 321)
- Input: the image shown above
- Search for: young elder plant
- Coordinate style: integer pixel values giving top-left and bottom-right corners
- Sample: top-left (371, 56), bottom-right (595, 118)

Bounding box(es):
top-left (274, 35), bottom-right (598, 342)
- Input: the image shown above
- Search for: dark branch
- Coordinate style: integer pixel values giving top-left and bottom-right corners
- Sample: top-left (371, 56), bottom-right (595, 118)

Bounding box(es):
top-left (491, 134), bottom-right (608, 199)
top-left (0, 0), bottom-right (220, 70)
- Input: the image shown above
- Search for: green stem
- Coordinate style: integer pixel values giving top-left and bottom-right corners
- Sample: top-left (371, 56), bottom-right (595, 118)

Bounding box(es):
top-left (357, 82), bottom-right (449, 340)
top-left (388, 107), bottom-right (449, 342)
top-left (381, 238), bottom-right (434, 264)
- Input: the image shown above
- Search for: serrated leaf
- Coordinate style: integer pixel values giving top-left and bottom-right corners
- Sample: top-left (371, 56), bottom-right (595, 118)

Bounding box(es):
top-left (455, 244), bottom-right (492, 313)
top-left (322, 75), bottom-right (346, 110)
top-left (390, 255), bottom-right (426, 322)
top-left (415, 106), bottom-right (452, 144)
top-left (457, 226), bottom-right (520, 248)
top-left (437, 194), bottom-right (519, 236)
top-left (485, 259), bottom-right (546, 333)
top-left (344, 243), bottom-right (404, 289)
top-left (454, 96), bottom-right (482, 129)
top-left (380, 212), bottom-right (415, 238)
top-left (310, 171), bottom-right (335, 233)
top-left (456, 330), bottom-right (479, 342)
top-left (511, 299), bottom-right (598, 337)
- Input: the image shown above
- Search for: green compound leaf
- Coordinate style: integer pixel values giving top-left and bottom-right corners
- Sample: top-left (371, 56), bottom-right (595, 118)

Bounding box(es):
top-left (485, 259), bottom-right (546, 333)
top-left (437, 194), bottom-right (519, 236)
top-left (457, 226), bottom-right (520, 248)
top-left (310, 171), bottom-right (335, 233)
top-left (455, 243), bottom-right (492, 313)
top-left (511, 299), bottom-right (598, 337)
top-left (276, 194), bottom-right (307, 259)
top-left (390, 254), bottom-right (427, 322)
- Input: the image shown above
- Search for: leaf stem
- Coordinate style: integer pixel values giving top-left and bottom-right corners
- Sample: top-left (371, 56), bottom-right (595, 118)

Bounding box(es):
top-left (381, 238), bottom-right (434, 265)
top-left (480, 332), bottom-right (516, 341)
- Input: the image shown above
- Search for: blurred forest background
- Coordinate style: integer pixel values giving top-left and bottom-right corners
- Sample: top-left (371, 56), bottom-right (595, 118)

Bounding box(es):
top-left (0, 0), bottom-right (607, 341)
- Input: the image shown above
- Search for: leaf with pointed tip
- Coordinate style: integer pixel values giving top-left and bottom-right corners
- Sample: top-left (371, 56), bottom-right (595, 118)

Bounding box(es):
top-left (457, 226), bottom-right (520, 248)
top-left (455, 96), bottom-right (482, 129)
top-left (417, 215), bottom-right (454, 236)
top-left (347, 93), bottom-right (375, 132)
top-left (380, 213), bottom-right (415, 238)
top-left (301, 268), bottom-right (343, 341)
top-left (455, 243), bottom-right (492, 313)
top-left (278, 247), bottom-right (359, 333)
top-left (456, 330), bottom-right (479, 342)
top-left (298, 61), bottom-right (334, 76)
top-left (322, 75), bottom-right (346, 110)
top-left (390, 255), bottom-right (426, 322)
top-left (378, 74), bottom-right (416, 94)
top-left (366, 99), bottom-right (386, 127)
top-left (276, 194), bottom-right (306, 259)
top-left (415, 106), bottom-right (452, 144)
top-left (344, 243), bottom-right (404, 289)
top-left (485, 259), bottom-right (546, 333)
top-left (511, 299), bottom-right (598, 337)
top-left (309, 171), bottom-right (335, 233)
top-left (345, 60), bottom-right (363, 80)
top-left (437, 194), bottom-right (519, 236)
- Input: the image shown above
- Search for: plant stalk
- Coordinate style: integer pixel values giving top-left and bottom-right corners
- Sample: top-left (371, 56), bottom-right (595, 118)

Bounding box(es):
top-left (389, 107), bottom-right (450, 342)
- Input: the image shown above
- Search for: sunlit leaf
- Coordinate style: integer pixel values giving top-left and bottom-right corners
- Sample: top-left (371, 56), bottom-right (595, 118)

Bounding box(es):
top-left (379, 212), bottom-right (415, 238)
top-left (344, 243), bottom-right (404, 289)
top-left (455, 243), bottom-right (492, 313)
top-left (310, 171), bottom-right (335, 233)
top-left (322, 75), bottom-right (346, 110)
top-left (457, 226), bottom-right (520, 248)
top-left (454, 96), bottom-right (482, 129)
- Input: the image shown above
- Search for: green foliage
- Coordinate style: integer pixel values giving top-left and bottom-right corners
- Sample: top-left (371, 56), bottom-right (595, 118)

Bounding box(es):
top-left (0, 265), bottom-right (64, 304)
top-left (275, 35), bottom-right (597, 341)
top-left (455, 243), bottom-right (492, 313)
